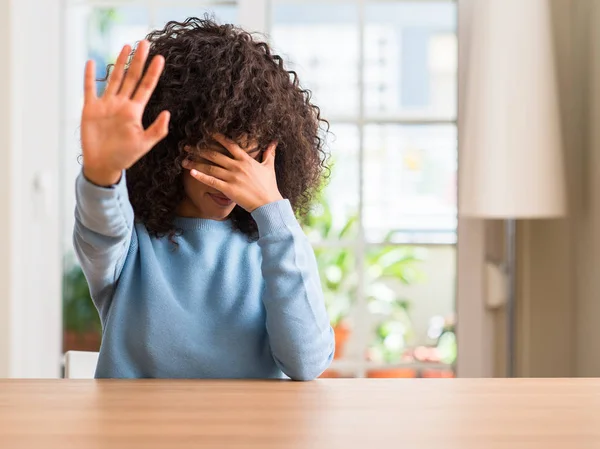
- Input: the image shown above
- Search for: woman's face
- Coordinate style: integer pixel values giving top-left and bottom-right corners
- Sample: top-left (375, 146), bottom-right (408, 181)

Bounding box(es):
top-left (177, 136), bottom-right (263, 220)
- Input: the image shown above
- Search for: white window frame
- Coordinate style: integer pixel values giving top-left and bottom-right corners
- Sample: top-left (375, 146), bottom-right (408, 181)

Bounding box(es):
top-left (0, 0), bottom-right (489, 378)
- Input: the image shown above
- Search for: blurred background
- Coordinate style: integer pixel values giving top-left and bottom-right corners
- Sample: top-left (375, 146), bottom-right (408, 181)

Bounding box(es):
top-left (0, 0), bottom-right (598, 379)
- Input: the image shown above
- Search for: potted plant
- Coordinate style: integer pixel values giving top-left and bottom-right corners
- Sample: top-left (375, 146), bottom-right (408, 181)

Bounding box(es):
top-left (63, 257), bottom-right (102, 352)
top-left (436, 315), bottom-right (457, 364)
top-left (302, 194), bottom-right (358, 359)
top-left (364, 246), bottom-right (426, 377)
top-left (315, 244), bottom-right (355, 359)
top-left (301, 187), bottom-right (427, 365)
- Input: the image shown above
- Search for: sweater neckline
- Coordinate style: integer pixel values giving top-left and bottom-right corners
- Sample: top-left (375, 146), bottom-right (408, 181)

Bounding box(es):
top-left (172, 216), bottom-right (233, 231)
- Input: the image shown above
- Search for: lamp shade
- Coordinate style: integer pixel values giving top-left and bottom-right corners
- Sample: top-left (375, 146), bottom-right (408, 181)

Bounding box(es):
top-left (459, 0), bottom-right (566, 218)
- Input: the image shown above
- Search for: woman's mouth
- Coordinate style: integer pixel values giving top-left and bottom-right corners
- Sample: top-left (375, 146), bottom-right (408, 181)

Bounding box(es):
top-left (208, 193), bottom-right (233, 207)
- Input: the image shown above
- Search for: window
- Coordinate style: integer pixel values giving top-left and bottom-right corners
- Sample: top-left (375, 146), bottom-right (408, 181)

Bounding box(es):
top-left (61, 0), bottom-right (457, 378)
top-left (270, 0), bottom-right (457, 378)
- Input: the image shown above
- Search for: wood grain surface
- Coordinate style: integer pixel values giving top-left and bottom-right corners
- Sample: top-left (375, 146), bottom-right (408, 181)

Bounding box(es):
top-left (1, 379), bottom-right (600, 449)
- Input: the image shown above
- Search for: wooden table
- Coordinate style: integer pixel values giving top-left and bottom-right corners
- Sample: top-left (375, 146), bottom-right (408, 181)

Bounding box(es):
top-left (1, 379), bottom-right (600, 449)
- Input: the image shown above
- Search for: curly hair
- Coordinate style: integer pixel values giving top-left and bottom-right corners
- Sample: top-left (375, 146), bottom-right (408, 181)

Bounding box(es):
top-left (111, 16), bottom-right (329, 241)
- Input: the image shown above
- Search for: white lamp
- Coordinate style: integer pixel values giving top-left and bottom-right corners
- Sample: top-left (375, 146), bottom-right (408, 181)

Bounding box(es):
top-left (459, 0), bottom-right (566, 376)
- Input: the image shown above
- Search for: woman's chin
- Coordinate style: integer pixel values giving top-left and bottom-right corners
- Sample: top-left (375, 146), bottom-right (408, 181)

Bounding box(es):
top-left (177, 196), bottom-right (234, 221)
top-left (202, 203), bottom-right (235, 221)
top-left (210, 210), bottom-right (233, 221)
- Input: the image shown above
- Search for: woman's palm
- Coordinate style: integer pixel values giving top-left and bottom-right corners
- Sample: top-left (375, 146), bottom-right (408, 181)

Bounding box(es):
top-left (81, 40), bottom-right (170, 184)
top-left (82, 97), bottom-right (147, 168)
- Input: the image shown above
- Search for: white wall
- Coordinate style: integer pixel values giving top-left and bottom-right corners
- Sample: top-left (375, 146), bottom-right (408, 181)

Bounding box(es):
top-left (516, 0), bottom-right (600, 378)
top-left (0, 0), bottom-right (12, 379)
top-left (0, 0), bottom-right (62, 378)
top-left (575, 0), bottom-right (600, 376)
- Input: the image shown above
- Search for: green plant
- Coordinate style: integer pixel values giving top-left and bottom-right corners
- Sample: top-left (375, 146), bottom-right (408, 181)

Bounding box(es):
top-left (301, 190), bottom-right (358, 328)
top-left (436, 315), bottom-right (457, 365)
top-left (366, 246), bottom-right (426, 363)
top-left (301, 188), bottom-right (426, 355)
top-left (63, 258), bottom-right (100, 334)
top-left (314, 245), bottom-right (356, 327)
top-left (302, 192), bottom-right (357, 327)
top-left (90, 8), bottom-right (120, 36)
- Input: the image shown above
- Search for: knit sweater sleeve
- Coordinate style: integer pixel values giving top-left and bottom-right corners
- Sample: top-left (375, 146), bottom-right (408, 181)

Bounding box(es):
top-left (251, 199), bottom-right (335, 380)
top-left (72, 170), bottom-right (134, 322)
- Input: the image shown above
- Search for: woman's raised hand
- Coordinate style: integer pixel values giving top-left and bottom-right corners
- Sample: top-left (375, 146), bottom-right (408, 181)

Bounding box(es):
top-left (81, 40), bottom-right (170, 186)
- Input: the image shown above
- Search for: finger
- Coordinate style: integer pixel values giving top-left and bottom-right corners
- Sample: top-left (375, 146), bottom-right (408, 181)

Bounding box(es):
top-left (190, 169), bottom-right (229, 192)
top-left (261, 141), bottom-right (278, 166)
top-left (143, 110), bottom-right (170, 148)
top-left (213, 133), bottom-right (247, 160)
top-left (84, 60), bottom-right (97, 103)
top-left (183, 161), bottom-right (232, 181)
top-left (132, 54), bottom-right (165, 105)
top-left (104, 44), bottom-right (131, 97)
top-left (198, 149), bottom-right (236, 169)
top-left (119, 40), bottom-right (150, 98)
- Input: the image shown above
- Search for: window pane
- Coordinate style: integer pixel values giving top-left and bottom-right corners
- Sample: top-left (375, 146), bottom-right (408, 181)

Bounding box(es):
top-left (302, 124), bottom-right (359, 242)
top-left (363, 124), bottom-right (457, 244)
top-left (365, 245), bottom-right (456, 374)
top-left (364, 2), bottom-right (457, 119)
top-left (64, 6), bottom-right (151, 124)
top-left (271, 2), bottom-right (359, 119)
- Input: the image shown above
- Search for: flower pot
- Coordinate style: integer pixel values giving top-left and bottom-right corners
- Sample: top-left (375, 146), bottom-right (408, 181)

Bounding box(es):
top-left (366, 368), bottom-right (417, 378)
top-left (63, 330), bottom-right (101, 353)
top-left (333, 322), bottom-right (350, 359)
top-left (319, 370), bottom-right (341, 378)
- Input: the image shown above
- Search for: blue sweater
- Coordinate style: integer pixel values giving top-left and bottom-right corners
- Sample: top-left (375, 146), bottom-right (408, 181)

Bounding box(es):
top-left (73, 172), bottom-right (334, 380)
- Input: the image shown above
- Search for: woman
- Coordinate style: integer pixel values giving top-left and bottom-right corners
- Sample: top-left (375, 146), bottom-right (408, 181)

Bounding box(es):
top-left (74, 17), bottom-right (334, 379)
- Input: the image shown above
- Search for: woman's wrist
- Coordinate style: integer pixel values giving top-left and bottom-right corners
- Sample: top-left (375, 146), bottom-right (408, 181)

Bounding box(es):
top-left (83, 165), bottom-right (122, 187)
top-left (250, 192), bottom-right (284, 212)
top-left (251, 198), bottom-right (299, 237)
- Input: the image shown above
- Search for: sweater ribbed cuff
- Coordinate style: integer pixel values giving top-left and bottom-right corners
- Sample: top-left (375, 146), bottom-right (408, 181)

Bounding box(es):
top-left (76, 169), bottom-right (129, 209)
top-left (251, 199), bottom-right (299, 237)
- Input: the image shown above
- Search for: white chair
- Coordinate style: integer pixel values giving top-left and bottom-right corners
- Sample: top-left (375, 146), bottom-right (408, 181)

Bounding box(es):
top-left (63, 351), bottom-right (99, 379)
